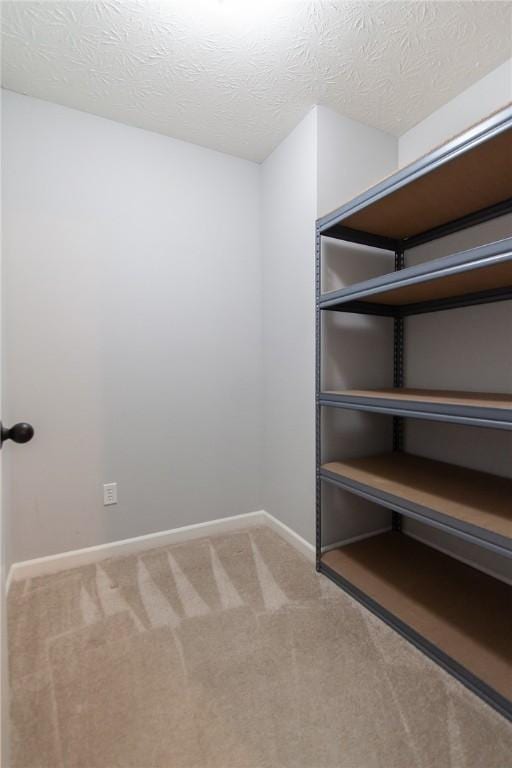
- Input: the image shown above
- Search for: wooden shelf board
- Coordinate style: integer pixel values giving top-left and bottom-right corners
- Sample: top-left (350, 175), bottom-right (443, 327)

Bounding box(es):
top-left (321, 533), bottom-right (512, 701)
top-left (319, 240), bottom-right (512, 313)
top-left (322, 388), bottom-right (512, 410)
top-left (329, 127), bottom-right (512, 240)
top-left (360, 260), bottom-right (512, 307)
top-left (321, 453), bottom-right (512, 546)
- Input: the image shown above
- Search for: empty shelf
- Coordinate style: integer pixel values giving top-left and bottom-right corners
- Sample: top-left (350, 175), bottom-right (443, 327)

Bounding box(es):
top-left (318, 107), bottom-right (512, 244)
top-left (321, 453), bottom-right (512, 554)
top-left (319, 388), bottom-right (512, 429)
top-left (321, 532), bottom-right (512, 711)
top-left (319, 238), bottom-right (512, 316)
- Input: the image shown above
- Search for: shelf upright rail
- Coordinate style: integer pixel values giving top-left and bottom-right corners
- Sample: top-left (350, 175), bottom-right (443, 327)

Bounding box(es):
top-left (392, 246), bottom-right (405, 532)
top-left (315, 222), bottom-right (322, 571)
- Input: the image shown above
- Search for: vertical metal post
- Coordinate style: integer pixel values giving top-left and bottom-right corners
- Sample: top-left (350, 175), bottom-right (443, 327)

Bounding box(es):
top-left (315, 225), bottom-right (322, 570)
top-left (392, 246), bottom-right (405, 532)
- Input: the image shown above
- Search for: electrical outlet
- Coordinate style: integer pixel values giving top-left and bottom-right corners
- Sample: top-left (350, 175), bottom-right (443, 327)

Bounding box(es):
top-left (103, 482), bottom-right (117, 506)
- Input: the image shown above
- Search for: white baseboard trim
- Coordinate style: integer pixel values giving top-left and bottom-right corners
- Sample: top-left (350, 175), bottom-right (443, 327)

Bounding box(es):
top-left (261, 511), bottom-right (315, 562)
top-left (8, 510), bottom-right (267, 586)
top-left (5, 568), bottom-right (13, 598)
top-left (7, 509), bottom-right (316, 587)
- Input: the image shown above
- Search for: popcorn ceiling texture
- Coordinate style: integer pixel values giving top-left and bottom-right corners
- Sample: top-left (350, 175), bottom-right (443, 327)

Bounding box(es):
top-left (2, 0), bottom-right (512, 161)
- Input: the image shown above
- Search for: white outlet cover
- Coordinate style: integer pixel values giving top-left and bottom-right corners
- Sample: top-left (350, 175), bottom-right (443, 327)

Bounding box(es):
top-left (103, 482), bottom-right (117, 506)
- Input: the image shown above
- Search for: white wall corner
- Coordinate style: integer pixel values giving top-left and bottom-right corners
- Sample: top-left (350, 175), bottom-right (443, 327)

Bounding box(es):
top-left (315, 104), bottom-right (398, 218)
top-left (259, 105), bottom-right (317, 547)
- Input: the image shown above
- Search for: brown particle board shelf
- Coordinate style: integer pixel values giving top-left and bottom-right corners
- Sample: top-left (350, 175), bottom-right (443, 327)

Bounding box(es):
top-left (318, 237), bottom-right (512, 316)
top-left (321, 453), bottom-right (512, 555)
top-left (321, 532), bottom-right (512, 714)
top-left (318, 106), bottom-right (512, 245)
top-left (358, 260), bottom-right (512, 306)
top-left (319, 388), bottom-right (512, 430)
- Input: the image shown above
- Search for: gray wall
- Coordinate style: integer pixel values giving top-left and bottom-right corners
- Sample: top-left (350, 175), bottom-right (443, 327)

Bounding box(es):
top-left (0, 180), bottom-right (7, 761)
top-left (316, 106), bottom-right (398, 546)
top-left (260, 109), bottom-right (318, 545)
top-left (260, 106), bottom-right (397, 546)
top-left (2, 90), bottom-right (262, 564)
top-left (316, 105), bottom-right (398, 219)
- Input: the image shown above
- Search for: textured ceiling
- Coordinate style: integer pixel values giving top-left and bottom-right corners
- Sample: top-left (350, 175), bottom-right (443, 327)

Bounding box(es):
top-left (2, 0), bottom-right (512, 161)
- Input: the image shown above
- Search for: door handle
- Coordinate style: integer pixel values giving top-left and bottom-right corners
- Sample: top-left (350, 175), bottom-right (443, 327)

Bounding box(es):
top-left (0, 422), bottom-right (34, 448)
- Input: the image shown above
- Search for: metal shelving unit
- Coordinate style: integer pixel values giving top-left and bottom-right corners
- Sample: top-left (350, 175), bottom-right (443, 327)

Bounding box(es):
top-left (319, 237), bottom-right (512, 316)
top-left (315, 105), bottom-right (512, 720)
top-left (319, 388), bottom-right (512, 430)
top-left (320, 453), bottom-right (512, 556)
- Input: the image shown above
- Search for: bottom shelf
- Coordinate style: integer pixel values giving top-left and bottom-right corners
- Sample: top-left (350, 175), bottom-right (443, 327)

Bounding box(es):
top-left (321, 532), bottom-right (512, 716)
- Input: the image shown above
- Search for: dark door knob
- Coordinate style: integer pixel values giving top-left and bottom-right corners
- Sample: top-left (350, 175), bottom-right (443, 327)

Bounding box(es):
top-left (0, 422), bottom-right (34, 448)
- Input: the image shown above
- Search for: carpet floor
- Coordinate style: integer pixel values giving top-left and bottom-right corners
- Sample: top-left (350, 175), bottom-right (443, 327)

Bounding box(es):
top-left (8, 525), bottom-right (512, 767)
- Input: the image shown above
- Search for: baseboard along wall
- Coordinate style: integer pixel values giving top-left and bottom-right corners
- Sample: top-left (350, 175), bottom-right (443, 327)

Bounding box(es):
top-left (7, 510), bottom-right (316, 589)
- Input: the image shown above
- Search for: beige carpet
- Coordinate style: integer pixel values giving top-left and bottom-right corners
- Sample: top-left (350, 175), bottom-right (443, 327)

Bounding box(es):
top-left (8, 525), bottom-right (512, 768)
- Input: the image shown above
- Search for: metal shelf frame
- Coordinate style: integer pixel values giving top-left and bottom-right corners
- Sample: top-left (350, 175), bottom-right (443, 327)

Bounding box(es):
top-left (317, 106), bottom-right (512, 247)
top-left (315, 106), bottom-right (512, 721)
top-left (319, 463), bottom-right (512, 559)
top-left (319, 559), bottom-right (512, 722)
top-left (318, 390), bottom-right (512, 430)
top-left (319, 237), bottom-right (512, 317)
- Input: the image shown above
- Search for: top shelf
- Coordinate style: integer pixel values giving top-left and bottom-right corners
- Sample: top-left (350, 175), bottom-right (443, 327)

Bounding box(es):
top-left (317, 106), bottom-right (512, 249)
